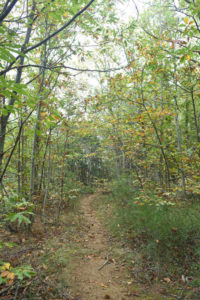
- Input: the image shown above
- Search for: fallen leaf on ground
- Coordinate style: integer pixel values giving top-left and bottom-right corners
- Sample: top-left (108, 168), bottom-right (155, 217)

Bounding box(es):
top-left (1, 263), bottom-right (10, 271)
top-left (100, 283), bottom-right (106, 287)
top-left (1, 271), bottom-right (15, 280)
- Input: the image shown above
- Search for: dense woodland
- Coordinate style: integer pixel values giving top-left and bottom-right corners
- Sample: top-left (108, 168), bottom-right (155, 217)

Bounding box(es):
top-left (0, 0), bottom-right (200, 298)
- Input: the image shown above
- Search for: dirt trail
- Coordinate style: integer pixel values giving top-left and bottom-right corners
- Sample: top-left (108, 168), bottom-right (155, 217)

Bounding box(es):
top-left (71, 194), bottom-right (132, 300)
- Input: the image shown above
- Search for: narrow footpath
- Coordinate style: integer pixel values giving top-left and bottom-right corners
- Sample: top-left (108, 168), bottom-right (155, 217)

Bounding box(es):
top-left (70, 194), bottom-right (132, 300)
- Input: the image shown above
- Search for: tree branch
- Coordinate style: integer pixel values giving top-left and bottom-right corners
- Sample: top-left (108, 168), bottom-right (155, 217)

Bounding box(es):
top-left (0, 0), bottom-right (96, 76)
top-left (0, 109), bottom-right (34, 184)
top-left (132, 0), bottom-right (139, 21)
top-left (0, 0), bottom-right (19, 24)
top-left (6, 61), bottom-right (132, 74)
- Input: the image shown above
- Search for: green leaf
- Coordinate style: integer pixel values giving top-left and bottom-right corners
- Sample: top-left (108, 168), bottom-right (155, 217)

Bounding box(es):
top-left (13, 266), bottom-right (36, 280)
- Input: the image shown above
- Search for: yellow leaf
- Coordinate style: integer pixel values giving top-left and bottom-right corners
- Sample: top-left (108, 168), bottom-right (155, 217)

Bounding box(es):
top-left (1, 263), bottom-right (10, 271)
top-left (4, 243), bottom-right (13, 248)
top-left (171, 227), bottom-right (178, 232)
top-left (8, 272), bottom-right (15, 280)
top-left (184, 17), bottom-right (189, 24)
top-left (186, 55), bottom-right (191, 61)
top-left (43, 264), bottom-right (48, 270)
top-left (1, 271), bottom-right (9, 277)
top-left (64, 12), bottom-right (68, 18)
top-left (41, 112), bottom-right (48, 117)
top-left (1, 271), bottom-right (15, 280)
top-left (7, 279), bottom-right (14, 285)
top-left (164, 277), bottom-right (171, 283)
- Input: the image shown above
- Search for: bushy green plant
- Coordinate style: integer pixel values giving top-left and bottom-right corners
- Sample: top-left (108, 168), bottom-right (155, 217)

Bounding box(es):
top-left (2, 190), bottom-right (34, 229)
top-left (63, 172), bottom-right (95, 208)
top-left (110, 175), bottom-right (137, 205)
top-left (0, 262), bottom-right (35, 284)
top-left (0, 190), bottom-right (35, 289)
top-left (62, 173), bottom-right (83, 208)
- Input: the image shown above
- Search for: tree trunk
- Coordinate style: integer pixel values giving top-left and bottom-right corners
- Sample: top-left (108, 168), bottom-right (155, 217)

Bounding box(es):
top-left (42, 130), bottom-right (52, 225)
top-left (0, 0), bottom-right (36, 178)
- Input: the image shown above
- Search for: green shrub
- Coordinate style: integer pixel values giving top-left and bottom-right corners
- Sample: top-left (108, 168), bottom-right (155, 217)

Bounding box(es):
top-left (0, 191), bottom-right (35, 288)
top-left (1, 190), bottom-right (34, 233)
top-left (0, 262), bottom-right (35, 285)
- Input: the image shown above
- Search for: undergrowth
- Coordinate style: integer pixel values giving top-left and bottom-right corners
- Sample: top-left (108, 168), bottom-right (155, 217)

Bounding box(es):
top-left (102, 177), bottom-right (200, 286)
top-left (24, 207), bottom-right (85, 299)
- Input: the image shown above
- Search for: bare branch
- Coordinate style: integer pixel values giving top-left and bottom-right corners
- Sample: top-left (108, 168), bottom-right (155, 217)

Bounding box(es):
top-left (6, 61), bottom-right (132, 74)
top-left (0, 0), bottom-right (19, 24)
top-left (132, 0), bottom-right (139, 21)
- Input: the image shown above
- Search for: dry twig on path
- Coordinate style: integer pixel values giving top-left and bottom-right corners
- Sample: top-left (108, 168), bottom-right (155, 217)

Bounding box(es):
top-left (98, 255), bottom-right (110, 271)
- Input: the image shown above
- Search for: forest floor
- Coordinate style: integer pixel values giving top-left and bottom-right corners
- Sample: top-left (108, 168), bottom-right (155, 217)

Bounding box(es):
top-left (1, 193), bottom-right (187, 299)
top-left (52, 193), bottom-right (170, 300)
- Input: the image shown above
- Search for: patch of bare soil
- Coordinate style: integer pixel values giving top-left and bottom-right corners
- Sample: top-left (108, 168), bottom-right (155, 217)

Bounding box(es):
top-left (70, 194), bottom-right (135, 300)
